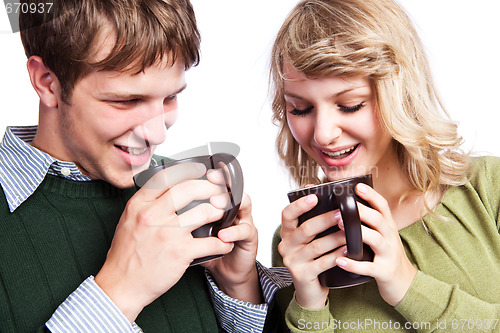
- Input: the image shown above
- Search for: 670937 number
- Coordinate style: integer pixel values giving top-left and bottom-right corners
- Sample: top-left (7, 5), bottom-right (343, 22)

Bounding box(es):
top-left (5, 2), bottom-right (53, 14)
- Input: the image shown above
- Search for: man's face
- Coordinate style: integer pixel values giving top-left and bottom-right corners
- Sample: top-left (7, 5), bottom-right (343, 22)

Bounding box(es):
top-left (52, 59), bottom-right (186, 188)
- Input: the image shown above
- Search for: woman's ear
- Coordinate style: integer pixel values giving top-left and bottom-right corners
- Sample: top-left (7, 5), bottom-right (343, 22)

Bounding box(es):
top-left (26, 56), bottom-right (60, 108)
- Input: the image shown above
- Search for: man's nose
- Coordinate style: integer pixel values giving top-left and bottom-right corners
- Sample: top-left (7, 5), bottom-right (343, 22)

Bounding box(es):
top-left (133, 111), bottom-right (168, 146)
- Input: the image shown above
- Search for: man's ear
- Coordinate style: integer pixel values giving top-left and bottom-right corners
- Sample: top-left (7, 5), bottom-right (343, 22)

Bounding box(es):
top-left (26, 56), bottom-right (60, 108)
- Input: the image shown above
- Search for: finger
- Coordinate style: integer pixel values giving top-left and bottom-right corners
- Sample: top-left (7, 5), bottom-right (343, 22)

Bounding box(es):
top-left (163, 179), bottom-right (227, 213)
top-left (336, 255), bottom-right (373, 277)
top-left (281, 194), bottom-right (318, 232)
top-left (292, 210), bottom-right (340, 244)
top-left (217, 221), bottom-right (254, 243)
top-left (177, 202), bottom-right (225, 230)
top-left (357, 202), bottom-right (394, 236)
top-left (210, 193), bottom-right (230, 210)
top-left (206, 168), bottom-right (226, 185)
top-left (287, 246), bottom-right (345, 281)
top-left (313, 246), bottom-right (346, 275)
top-left (297, 230), bottom-right (346, 263)
top-left (137, 162), bottom-right (207, 200)
top-left (217, 194), bottom-right (255, 243)
top-left (237, 193), bottom-right (252, 217)
top-left (358, 225), bottom-right (385, 253)
top-left (190, 236), bottom-right (235, 259)
top-left (356, 183), bottom-right (391, 218)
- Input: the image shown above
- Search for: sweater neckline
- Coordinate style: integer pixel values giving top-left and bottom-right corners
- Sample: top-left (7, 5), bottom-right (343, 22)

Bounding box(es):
top-left (40, 174), bottom-right (136, 199)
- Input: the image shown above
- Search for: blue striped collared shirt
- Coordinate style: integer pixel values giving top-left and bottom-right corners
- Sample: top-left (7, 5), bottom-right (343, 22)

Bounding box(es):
top-left (0, 126), bottom-right (292, 332)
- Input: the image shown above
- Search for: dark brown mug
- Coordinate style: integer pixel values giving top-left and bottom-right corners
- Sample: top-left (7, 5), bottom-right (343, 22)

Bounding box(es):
top-left (133, 153), bottom-right (244, 266)
top-left (287, 174), bottom-right (374, 288)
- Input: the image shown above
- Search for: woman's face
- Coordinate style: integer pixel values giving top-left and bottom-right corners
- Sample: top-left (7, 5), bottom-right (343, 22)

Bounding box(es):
top-left (283, 63), bottom-right (395, 181)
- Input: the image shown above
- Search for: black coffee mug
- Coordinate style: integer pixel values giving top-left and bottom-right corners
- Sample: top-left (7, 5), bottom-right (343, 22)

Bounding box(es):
top-left (133, 153), bottom-right (244, 266)
top-left (287, 174), bottom-right (374, 288)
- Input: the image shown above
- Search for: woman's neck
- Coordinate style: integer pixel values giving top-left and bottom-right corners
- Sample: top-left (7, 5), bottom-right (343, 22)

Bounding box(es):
top-left (371, 144), bottom-right (438, 230)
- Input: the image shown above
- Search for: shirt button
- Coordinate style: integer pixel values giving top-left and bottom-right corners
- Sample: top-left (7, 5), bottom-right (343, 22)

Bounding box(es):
top-left (61, 167), bottom-right (71, 176)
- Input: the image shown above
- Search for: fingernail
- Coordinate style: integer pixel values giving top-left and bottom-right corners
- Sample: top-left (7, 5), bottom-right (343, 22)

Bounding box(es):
top-left (336, 258), bottom-right (347, 267)
top-left (218, 229), bottom-right (230, 240)
top-left (305, 194), bottom-right (316, 205)
top-left (356, 183), bottom-right (368, 194)
top-left (343, 248), bottom-right (348, 255)
top-left (195, 163), bottom-right (207, 173)
top-left (334, 211), bottom-right (341, 221)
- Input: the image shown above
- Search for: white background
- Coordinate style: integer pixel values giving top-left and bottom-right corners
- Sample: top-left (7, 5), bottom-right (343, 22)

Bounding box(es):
top-left (1, 1), bottom-right (499, 266)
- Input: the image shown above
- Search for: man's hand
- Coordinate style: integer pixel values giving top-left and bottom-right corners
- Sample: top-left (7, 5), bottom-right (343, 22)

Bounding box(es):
top-left (95, 162), bottom-right (235, 322)
top-left (203, 192), bottom-right (263, 305)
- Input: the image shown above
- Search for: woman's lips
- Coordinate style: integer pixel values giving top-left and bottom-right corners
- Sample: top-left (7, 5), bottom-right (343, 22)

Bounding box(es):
top-left (317, 144), bottom-right (360, 167)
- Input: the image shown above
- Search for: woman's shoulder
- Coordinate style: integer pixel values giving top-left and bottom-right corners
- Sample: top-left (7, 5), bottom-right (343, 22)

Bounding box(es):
top-left (469, 155), bottom-right (500, 182)
top-left (465, 156), bottom-right (500, 220)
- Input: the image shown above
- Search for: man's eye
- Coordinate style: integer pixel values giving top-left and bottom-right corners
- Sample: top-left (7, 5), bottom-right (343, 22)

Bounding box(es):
top-left (110, 99), bottom-right (139, 105)
top-left (164, 95), bottom-right (177, 104)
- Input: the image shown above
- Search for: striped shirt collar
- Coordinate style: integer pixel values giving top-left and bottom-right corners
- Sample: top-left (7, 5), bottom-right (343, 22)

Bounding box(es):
top-left (0, 126), bottom-right (92, 212)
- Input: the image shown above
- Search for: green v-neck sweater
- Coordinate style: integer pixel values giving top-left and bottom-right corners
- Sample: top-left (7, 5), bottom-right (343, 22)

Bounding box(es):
top-left (0, 175), bottom-right (223, 332)
top-left (273, 156), bottom-right (500, 332)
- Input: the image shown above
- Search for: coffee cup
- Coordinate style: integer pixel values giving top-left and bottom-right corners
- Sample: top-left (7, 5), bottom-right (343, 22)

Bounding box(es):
top-left (133, 153), bottom-right (244, 266)
top-left (287, 174), bottom-right (374, 288)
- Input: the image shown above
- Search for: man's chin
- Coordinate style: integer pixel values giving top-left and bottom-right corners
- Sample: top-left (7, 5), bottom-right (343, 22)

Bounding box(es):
top-left (106, 170), bottom-right (142, 189)
top-left (107, 177), bottom-right (136, 189)
top-left (100, 163), bottom-right (152, 188)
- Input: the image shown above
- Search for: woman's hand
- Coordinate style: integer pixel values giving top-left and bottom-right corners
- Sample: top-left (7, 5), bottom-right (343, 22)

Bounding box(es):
top-left (279, 194), bottom-right (347, 309)
top-left (335, 183), bottom-right (418, 306)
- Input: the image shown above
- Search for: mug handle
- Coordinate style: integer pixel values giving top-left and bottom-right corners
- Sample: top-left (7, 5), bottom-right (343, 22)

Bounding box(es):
top-left (333, 186), bottom-right (363, 261)
top-left (208, 153), bottom-right (244, 235)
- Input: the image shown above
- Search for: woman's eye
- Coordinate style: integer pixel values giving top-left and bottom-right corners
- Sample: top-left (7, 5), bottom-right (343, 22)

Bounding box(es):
top-left (338, 102), bottom-right (365, 113)
top-left (289, 106), bottom-right (313, 117)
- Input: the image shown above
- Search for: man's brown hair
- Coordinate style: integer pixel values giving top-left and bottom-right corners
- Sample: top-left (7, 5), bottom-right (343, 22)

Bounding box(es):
top-left (20, 0), bottom-right (200, 104)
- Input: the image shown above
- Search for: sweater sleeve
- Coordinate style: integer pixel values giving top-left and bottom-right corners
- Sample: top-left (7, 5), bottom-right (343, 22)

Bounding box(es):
top-left (273, 226), bottom-right (336, 332)
top-left (395, 271), bottom-right (500, 332)
top-left (285, 295), bottom-right (334, 332)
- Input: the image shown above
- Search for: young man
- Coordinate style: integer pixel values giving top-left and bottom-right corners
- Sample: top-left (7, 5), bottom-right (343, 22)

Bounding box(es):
top-left (0, 1), bottom-right (289, 331)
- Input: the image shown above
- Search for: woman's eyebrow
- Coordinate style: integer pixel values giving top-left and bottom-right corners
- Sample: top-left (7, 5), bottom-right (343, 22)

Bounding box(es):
top-left (284, 86), bottom-right (368, 100)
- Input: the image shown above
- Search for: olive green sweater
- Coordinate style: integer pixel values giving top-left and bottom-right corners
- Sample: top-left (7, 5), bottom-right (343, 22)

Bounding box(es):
top-left (273, 156), bottom-right (500, 332)
top-left (0, 175), bottom-right (223, 332)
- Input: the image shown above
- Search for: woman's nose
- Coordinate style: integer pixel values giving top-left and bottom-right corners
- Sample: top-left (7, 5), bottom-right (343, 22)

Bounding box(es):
top-left (313, 108), bottom-right (342, 147)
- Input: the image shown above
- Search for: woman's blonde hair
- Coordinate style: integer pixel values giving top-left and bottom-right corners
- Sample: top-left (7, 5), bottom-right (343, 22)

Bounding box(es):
top-left (270, 0), bottom-right (470, 200)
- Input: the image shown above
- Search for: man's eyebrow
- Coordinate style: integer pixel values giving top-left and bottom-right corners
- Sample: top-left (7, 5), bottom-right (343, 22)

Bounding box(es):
top-left (172, 84), bottom-right (187, 96)
top-left (101, 84), bottom-right (187, 99)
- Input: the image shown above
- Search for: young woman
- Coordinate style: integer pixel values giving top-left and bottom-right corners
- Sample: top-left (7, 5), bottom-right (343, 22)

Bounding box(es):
top-left (270, 0), bottom-right (500, 331)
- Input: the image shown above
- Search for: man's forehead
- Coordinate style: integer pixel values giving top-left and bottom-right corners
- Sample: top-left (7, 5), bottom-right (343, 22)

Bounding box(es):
top-left (85, 60), bottom-right (186, 95)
